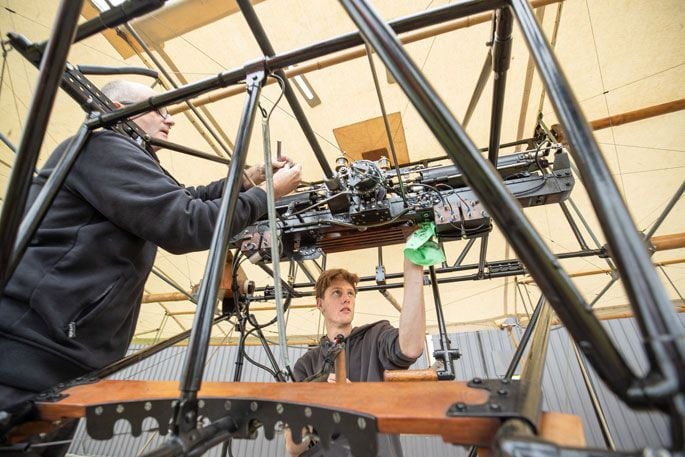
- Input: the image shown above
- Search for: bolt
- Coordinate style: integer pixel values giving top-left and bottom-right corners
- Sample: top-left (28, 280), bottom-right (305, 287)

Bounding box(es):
top-left (472, 377), bottom-right (482, 384)
top-left (333, 412), bottom-right (341, 424)
top-left (224, 400), bottom-right (232, 411)
top-left (490, 403), bottom-right (501, 411)
top-left (276, 404), bottom-right (284, 415)
top-left (250, 401), bottom-right (258, 412)
top-left (357, 417), bottom-right (366, 430)
top-left (454, 402), bottom-right (467, 412)
top-left (497, 389), bottom-right (509, 396)
top-left (304, 407), bottom-right (312, 418)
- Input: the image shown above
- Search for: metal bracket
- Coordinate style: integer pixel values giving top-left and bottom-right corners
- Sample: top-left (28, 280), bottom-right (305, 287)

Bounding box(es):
top-left (85, 398), bottom-right (378, 456)
top-left (243, 58), bottom-right (268, 88)
top-left (446, 378), bottom-right (538, 433)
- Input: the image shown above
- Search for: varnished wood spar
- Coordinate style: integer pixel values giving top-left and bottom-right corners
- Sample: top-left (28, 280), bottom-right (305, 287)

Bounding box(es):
top-left (37, 380), bottom-right (501, 446)
top-left (336, 348), bottom-right (347, 384)
top-left (384, 369), bottom-right (438, 382)
top-left (650, 233), bottom-right (685, 251)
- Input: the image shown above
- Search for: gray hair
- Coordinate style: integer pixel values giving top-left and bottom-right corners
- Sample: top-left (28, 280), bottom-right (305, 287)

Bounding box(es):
top-left (101, 80), bottom-right (154, 103)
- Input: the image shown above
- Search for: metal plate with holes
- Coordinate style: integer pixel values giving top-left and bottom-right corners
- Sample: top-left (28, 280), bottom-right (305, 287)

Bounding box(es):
top-left (446, 378), bottom-right (538, 433)
top-left (86, 398), bottom-right (378, 456)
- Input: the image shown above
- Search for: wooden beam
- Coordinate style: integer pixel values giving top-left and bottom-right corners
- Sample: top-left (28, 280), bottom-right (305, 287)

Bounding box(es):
top-left (590, 98), bottom-right (685, 131)
top-left (650, 233), bottom-right (685, 251)
top-left (35, 379), bottom-right (581, 448)
top-left (519, 256), bottom-right (685, 285)
top-left (552, 98), bottom-right (685, 141)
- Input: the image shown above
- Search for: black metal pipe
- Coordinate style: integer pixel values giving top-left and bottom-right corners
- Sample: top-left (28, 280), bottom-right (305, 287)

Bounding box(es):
top-left (453, 237), bottom-right (476, 267)
top-left (178, 70), bottom-right (265, 403)
top-left (142, 416), bottom-right (237, 457)
top-left (46, 0), bottom-right (166, 48)
top-left (270, 0), bottom-right (505, 74)
top-left (76, 65), bottom-right (159, 78)
top-left (504, 295), bottom-right (545, 380)
top-left (338, 0), bottom-right (640, 404)
top-left (644, 180), bottom-right (685, 241)
top-left (121, 23), bottom-right (234, 158)
top-left (253, 325), bottom-right (287, 382)
top-left (0, 132), bottom-right (16, 153)
top-left (518, 296), bottom-right (553, 424)
top-left (87, 0), bottom-right (504, 131)
top-left (510, 0), bottom-right (685, 408)
top-left (148, 137), bottom-right (230, 165)
top-left (254, 247), bottom-right (606, 294)
top-left (237, 0), bottom-right (334, 178)
top-left (559, 200), bottom-right (589, 250)
top-left (7, 125), bottom-right (91, 283)
top-left (0, 0), bottom-right (83, 291)
top-left (428, 265), bottom-right (458, 380)
top-left (463, 50), bottom-right (492, 128)
top-left (477, 234), bottom-right (489, 278)
top-left (363, 42), bottom-right (409, 204)
top-left (487, 7), bottom-right (513, 165)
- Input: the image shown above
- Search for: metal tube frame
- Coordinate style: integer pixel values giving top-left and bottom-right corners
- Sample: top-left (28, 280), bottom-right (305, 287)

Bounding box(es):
top-left (119, 22), bottom-right (234, 158)
top-left (7, 124), bottom-right (91, 282)
top-left (0, 0), bottom-right (84, 291)
top-left (487, 7), bottom-right (513, 165)
top-left (428, 266), bottom-right (460, 380)
top-left (339, 0), bottom-right (683, 449)
top-left (237, 0), bottom-right (334, 178)
top-left (2, 0), bottom-right (683, 452)
top-left (511, 0), bottom-right (684, 398)
top-left (172, 68), bottom-right (265, 435)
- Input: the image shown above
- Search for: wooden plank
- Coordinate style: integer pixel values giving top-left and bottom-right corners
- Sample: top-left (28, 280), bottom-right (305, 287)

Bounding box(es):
top-left (539, 412), bottom-right (585, 447)
top-left (38, 380), bottom-right (498, 446)
top-left (333, 112), bottom-right (409, 165)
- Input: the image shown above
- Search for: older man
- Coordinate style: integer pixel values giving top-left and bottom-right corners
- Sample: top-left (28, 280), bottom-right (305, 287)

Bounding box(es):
top-left (0, 80), bottom-right (302, 410)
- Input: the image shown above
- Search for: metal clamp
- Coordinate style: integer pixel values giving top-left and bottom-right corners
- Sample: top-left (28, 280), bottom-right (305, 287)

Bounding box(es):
top-left (446, 377), bottom-right (538, 433)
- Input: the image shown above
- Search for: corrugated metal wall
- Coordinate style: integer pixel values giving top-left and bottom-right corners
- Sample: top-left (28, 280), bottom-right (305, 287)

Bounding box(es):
top-left (68, 314), bottom-right (680, 456)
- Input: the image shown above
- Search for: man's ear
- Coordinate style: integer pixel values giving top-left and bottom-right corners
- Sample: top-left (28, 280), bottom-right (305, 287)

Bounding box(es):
top-left (316, 297), bottom-right (323, 313)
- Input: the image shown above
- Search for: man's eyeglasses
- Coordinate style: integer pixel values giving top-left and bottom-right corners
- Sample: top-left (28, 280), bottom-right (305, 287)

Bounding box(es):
top-left (119, 101), bottom-right (170, 119)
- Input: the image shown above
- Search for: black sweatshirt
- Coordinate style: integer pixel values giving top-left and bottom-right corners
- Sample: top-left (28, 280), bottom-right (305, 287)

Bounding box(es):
top-left (0, 130), bottom-right (267, 393)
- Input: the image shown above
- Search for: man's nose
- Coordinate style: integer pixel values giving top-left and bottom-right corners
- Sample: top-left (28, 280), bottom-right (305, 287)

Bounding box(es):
top-left (164, 114), bottom-right (175, 126)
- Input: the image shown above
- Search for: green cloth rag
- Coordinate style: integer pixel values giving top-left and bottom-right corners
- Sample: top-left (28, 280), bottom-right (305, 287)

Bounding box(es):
top-left (404, 222), bottom-right (445, 266)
